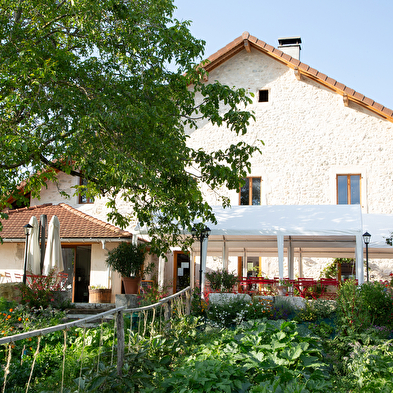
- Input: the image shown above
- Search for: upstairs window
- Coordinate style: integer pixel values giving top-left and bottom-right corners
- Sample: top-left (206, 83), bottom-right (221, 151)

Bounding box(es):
top-left (337, 174), bottom-right (360, 204)
top-left (240, 177), bottom-right (261, 205)
top-left (79, 178), bottom-right (94, 204)
top-left (258, 90), bottom-right (269, 102)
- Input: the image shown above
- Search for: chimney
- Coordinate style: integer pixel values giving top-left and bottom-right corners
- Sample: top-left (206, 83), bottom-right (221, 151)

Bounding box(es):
top-left (278, 37), bottom-right (302, 60)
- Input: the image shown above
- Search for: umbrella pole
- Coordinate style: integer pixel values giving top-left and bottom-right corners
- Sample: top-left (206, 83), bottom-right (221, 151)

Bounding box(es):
top-left (40, 215), bottom-right (47, 275)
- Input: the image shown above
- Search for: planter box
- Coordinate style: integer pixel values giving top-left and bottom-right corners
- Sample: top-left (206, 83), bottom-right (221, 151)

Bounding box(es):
top-left (209, 293), bottom-right (251, 305)
top-left (89, 288), bottom-right (112, 304)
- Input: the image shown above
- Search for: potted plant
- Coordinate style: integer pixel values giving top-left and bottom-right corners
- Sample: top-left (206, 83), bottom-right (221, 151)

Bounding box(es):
top-left (277, 279), bottom-right (290, 296)
top-left (88, 285), bottom-right (112, 303)
top-left (106, 242), bottom-right (147, 294)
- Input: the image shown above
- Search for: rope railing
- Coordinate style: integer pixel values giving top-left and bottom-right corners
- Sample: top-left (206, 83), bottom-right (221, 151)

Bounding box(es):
top-left (0, 286), bottom-right (192, 392)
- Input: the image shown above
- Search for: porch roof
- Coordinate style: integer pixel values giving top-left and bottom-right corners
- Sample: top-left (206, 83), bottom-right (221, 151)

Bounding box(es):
top-left (1, 203), bottom-right (133, 240)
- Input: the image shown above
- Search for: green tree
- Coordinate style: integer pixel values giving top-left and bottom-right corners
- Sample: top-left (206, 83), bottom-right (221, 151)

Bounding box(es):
top-left (0, 0), bottom-right (261, 253)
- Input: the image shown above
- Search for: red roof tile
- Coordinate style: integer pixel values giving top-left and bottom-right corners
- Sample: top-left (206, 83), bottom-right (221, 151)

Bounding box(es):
top-left (1, 204), bottom-right (133, 240)
top-left (204, 31), bottom-right (393, 122)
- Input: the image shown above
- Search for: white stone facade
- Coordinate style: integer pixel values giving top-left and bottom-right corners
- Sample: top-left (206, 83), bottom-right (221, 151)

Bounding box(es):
top-left (188, 49), bottom-right (393, 213)
top-left (187, 47), bottom-right (393, 282)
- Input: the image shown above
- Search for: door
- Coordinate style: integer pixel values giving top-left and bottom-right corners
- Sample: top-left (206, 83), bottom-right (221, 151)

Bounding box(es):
top-left (62, 245), bottom-right (91, 303)
top-left (174, 252), bottom-right (190, 292)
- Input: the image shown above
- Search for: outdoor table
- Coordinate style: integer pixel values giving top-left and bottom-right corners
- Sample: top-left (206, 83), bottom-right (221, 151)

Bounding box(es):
top-left (293, 279), bottom-right (318, 299)
top-left (320, 278), bottom-right (339, 299)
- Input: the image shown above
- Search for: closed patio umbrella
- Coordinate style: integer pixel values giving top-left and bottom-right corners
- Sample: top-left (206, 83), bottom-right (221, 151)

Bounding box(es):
top-left (27, 216), bottom-right (41, 275)
top-left (43, 215), bottom-right (64, 275)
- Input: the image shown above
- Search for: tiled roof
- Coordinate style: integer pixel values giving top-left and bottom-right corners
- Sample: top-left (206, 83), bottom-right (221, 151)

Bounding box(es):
top-left (1, 203), bottom-right (133, 240)
top-left (203, 31), bottom-right (393, 122)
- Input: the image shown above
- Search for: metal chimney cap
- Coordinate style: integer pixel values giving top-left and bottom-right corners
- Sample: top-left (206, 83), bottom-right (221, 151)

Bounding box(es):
top-left (278, 37), bottom-right (302, 46)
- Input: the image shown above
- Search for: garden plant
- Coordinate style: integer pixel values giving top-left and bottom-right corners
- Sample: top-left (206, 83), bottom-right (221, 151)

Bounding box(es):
top-left (1, 277), bottom-right (393, 391)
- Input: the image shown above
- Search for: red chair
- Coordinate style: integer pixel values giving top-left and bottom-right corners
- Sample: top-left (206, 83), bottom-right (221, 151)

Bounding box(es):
top-left (4, 272), bottom-right (12, 283)
top-left (56, 272), bottom-right (69, 291)
top-left (320, 278), bottom-right (339, 300)
top-left (14, 273), bottom-right (23, 282)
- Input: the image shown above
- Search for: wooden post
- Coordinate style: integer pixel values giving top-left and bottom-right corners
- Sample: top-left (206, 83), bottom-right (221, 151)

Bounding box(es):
top-left (116, 310), bottom-right (124, 377)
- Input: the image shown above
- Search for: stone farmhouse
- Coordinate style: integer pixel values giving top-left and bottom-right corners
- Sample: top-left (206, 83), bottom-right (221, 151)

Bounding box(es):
top-left (185, 32), bottom-right (393, 288)
top-left (2, 32), bottom-right (393, 301)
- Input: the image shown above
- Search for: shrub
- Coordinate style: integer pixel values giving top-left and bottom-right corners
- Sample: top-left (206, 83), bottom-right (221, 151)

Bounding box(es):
top-left (336, 279), bottom-right (393, 335)
top-left (205, 270), bottom-right (222, 291)
top-left (222, 269), bottom-right (238, 291)
top-left (205, 269), bottom-right (238, 292)
top-left (344, 341), bottom-right (393, 391)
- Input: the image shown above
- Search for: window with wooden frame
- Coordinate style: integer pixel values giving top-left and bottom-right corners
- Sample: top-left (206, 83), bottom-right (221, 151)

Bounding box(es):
top-left (79, 178), bottom-right (94, 204)
top-left (240, 177), bottom-right (261, 205)
top-left (336, 174), bottom-right (361, 204)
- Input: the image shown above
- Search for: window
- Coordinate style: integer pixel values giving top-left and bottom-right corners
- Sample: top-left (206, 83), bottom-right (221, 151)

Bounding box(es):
top-left (337, 174), bottom-right (361, 204)
top-left (258, 90), bottom-right (269, 102)
top-left (79, 178), bottom-right (94, 204)
top-left (240, 177), bottom-right (261, 205)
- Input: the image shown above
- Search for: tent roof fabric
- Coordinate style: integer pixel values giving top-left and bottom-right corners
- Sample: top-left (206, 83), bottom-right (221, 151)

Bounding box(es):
top-left (205, 205), bottom-right (363, 237)
top-left (363, 213), bottom-right (393, 249)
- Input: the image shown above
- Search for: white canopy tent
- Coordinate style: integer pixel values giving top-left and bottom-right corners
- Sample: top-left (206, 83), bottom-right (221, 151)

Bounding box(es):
top-left (363, 213), bottom-right (393, 258)
top-left (190, 205), bottom-right (365, 284)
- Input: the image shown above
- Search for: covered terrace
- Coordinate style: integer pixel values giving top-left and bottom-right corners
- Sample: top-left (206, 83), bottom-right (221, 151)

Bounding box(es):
top-left (189, 205), bottom-right (368, 290)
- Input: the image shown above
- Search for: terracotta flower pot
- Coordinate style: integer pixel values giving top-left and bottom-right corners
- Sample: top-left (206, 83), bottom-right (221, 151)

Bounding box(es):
top-left (122, 276), bottom-right (141, 294)
top-left (277, 285), bottom-right (288, 296)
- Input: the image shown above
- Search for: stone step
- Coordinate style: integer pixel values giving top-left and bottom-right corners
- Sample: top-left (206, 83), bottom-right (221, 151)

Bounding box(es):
top-left (63, 302), bottom-right (116, 323)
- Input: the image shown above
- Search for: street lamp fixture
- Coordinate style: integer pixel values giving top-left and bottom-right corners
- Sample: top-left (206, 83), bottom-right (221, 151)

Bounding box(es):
top-left (191, 225), bottom-right (211, 298)
top-left (363, 231), bottom-right (371, 283)
top-left (23, 223), bottom-right (33, 285)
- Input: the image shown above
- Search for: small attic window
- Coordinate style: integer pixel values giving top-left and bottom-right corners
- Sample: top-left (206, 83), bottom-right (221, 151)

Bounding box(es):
top-left (258, 90), bottom-right (269, 102)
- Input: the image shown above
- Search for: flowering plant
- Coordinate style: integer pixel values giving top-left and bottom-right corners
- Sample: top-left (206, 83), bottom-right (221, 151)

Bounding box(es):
top-left (20, 270), bottom-right (59, 309)
top-left (138, 281), bottom-right (169, 306)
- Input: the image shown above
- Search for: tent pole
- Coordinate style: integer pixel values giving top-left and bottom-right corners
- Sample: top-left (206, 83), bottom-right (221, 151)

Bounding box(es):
top-left (298, 248), bottom-right (303, 278)
top-left (277, 235), bottom-right (284, 280)
top-left (222, 240), bottom-right (227, 271)
top-left (288, 236), bottom-right (294, 279)
top-left (243, 249), bottom-right (247, 278)
top-left (356, 233), bottom-right (364, 284)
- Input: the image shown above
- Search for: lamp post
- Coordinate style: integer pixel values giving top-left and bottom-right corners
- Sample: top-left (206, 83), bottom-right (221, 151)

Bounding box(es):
top-left (191, 225), bottom-right (211, 298)
top-left (23, 223), bottom-right (33, 285)
top-left (363, 231), bottom-right (371, 283)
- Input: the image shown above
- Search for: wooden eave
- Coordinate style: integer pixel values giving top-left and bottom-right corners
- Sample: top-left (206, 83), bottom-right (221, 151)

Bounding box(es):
top-left (203, 31), bottom-right (393, 123)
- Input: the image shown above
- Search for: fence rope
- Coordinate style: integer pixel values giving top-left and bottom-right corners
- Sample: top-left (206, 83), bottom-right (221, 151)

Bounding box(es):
top-left (0, 287), bottom-right (191, 391)
top-left (142, 311), bottom-right (148, 337)
top-left (110, 317), bottom-right (116, 366)
top-left (25, 335), bottom-right (41, 393)
top-left (61, 329), bottom-right (67, 393)
top-left (78, 327), bottom-right (86, 393)
top-left (97, 316), bottom-right (104, 372)
top-left (2, 343), bottom-right (12, 393)
top-left (150, 308), bottom-right (156, 339)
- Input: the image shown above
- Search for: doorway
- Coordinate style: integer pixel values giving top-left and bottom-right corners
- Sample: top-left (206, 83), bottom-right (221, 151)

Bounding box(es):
top-left (62, 245), bottom-right (91, 303)
top-left (174, 252), bottom-right (190, 292)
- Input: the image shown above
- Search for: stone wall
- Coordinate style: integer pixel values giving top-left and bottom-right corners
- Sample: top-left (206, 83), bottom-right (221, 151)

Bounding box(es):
top-left (187, 49), bottom-right (393, 215)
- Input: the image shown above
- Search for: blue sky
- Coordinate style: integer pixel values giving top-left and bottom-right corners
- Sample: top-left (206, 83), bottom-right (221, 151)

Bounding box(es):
top-left (173, 0), bottom-right (393, 110)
